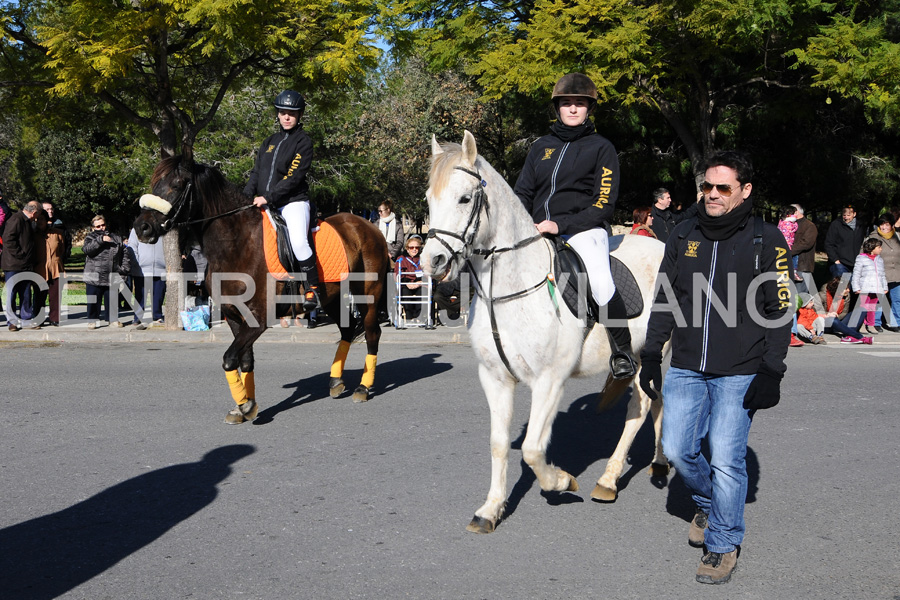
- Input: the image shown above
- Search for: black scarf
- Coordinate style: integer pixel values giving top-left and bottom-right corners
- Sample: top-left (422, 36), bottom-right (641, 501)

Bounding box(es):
top-left (550, 119), bottom-right (595, 142)
top-left (697, 196), bottom-right (754, 241)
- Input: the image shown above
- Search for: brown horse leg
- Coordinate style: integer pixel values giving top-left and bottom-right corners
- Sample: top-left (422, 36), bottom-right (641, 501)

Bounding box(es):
top-left (223, 318), bottom-right (266, 424)
top-left (352, 282), bottom-right (384, 403)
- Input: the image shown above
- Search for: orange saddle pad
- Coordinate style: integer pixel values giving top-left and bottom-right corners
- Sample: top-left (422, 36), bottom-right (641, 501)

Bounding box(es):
top-left (262, 216), bottom-right (349, 282)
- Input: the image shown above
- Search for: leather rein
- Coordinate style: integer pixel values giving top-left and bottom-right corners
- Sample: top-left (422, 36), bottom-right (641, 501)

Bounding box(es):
top-left (427, 165), bottom-right (552, 381)
top-left (159, 173), bottom-right (255, 232)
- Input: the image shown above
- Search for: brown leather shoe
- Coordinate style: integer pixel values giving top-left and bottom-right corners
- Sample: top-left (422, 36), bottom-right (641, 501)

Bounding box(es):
top-left (696, 548), bottom-right (738, 584)
top-left (688, 508), bottom-right (708, 547)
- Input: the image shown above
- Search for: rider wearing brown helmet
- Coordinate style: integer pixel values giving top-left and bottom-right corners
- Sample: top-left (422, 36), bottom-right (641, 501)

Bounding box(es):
top-left (244, 89), bottom-right (319, 310)
top-left (514, 73), bottom-right (636, 379)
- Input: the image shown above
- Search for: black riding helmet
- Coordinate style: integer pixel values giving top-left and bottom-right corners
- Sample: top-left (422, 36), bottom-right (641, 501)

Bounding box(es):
top-left (551, 73), bottom-right (598, 115)
top-left (274, 89), bottom-right (306, 113)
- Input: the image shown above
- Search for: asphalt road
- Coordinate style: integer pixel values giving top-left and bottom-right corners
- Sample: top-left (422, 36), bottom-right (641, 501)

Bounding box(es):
top-left (1, 335), bottom-right (899, 599)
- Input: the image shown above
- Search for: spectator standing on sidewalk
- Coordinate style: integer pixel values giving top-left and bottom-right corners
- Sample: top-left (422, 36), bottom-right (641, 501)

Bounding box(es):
top-left (790, 203), bottom-right (818, 287)
top-left (851, 237), bottom-right (888, 335)
top-left (33, 208), bottom-right (66, 326)
top-left (83, 215), bottom-right (127, 329)
top-left (867, 214), bottom-right (900, 332)
top-left (825, 205), bottom-right (866, 278)
top-left (128, 227), bottom-right (167, 325)
top-left (1, 200), bottom-right (40, 330)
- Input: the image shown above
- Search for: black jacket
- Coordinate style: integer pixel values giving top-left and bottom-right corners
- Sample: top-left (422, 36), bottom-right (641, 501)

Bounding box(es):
top-left (514, 127), bottom-right (618, 236)
top-left (641, 216), bottom-right (793, 376)
top-left (650, 205), bottom-right (679, 243)
top-left (243, 125), bottom-right (313, 209)
top-left (83, 230), bottom-right (127, 286)
top-left (824, 218), bottom-right (866, 268)
top-left (0, 211), bottom-right (36, 271)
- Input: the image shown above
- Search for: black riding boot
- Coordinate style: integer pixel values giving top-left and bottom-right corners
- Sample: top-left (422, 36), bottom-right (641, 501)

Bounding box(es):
top-left (298, 256), bottom-right (321, 312)
top-left (604, 290), bottom-right (637, 380)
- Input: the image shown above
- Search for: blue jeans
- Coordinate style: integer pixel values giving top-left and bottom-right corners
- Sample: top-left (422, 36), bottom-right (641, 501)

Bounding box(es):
top-left (662, 367), bottom-right (755, 554)
top-left (829, 262), bottom-right (850, 279)
top-left (874, 282), bottom-right (900, 327)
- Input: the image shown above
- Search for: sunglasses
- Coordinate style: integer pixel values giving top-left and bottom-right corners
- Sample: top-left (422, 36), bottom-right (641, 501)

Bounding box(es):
top-left (701, 182), bottom-right (744, 196)
top-left (408, 245), bottom-right (421, 250)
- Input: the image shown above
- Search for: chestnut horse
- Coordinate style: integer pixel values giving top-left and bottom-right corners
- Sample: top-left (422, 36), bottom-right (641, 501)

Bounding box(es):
top-left (133, 156), bottom-right (389, 423)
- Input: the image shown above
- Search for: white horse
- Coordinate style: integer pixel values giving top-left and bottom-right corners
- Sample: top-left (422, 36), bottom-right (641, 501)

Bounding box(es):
top-left (422, 131), bottom-right (671, 533)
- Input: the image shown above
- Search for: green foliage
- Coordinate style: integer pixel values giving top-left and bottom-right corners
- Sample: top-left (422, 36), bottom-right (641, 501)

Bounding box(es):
top-left (3, 0), bottom-right (385, 156)
top-left (793, 6), bottom-right (900, 130)
top-left (29, 127), bottom-right (156, 229)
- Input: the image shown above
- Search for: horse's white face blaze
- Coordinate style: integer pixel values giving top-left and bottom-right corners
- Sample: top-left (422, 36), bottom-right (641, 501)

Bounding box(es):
top-left (421, 131), bottom-right (484, 282)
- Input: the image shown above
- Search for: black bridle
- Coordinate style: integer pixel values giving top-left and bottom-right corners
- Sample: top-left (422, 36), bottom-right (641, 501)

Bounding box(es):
top-left (427, 165), bottom-right (551, 381)
top-left (158, 169), bottom-right (254, 232)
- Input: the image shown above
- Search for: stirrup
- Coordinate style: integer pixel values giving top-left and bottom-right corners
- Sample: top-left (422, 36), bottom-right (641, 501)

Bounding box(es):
top-left (303, 288), bottom-right (320, 311)
top-left (609, 351), bottom-right (637, 380)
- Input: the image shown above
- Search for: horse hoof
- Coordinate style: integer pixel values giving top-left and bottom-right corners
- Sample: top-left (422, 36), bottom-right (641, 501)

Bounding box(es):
top-left (466, 515), bottom-right (496, 534)
top-left (225, 400), bottom-right (258, 424)
top-left (225, 408), bottom-right (246, 424)
top-left (329, 378), bottom-right (345, 398)
top-left (649, 463), bottom-right (670, 478)
top-left (566, 474), bottom-right (579, 492)
top-left (590, 483), bottom-right (617, 502)
top-left (352, 385), bottom-right (370, 403)
top-left (240, 399), bottom-right (258, 421)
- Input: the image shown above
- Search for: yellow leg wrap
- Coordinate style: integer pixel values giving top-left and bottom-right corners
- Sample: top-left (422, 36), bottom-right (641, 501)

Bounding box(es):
top-left (360, 354), bottom-right (378, 388)
top-left (225, 369), bottom-right (248, 405)
top-left (330, 340), bottom-right (352, 378)
top-left (241, 371), bottom-right (255, 401)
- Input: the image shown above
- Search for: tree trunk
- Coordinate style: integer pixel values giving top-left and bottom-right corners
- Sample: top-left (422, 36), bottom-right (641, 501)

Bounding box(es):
top-left (163, 231), bottom-right (182, 330)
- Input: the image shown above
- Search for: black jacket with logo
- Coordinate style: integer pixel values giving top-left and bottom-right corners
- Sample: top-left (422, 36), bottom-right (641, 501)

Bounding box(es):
top-left (243, 125), bottom-right (313, 209)
top-left (641, 217), bottom-right (793, 377)
top-left (514, 128), bottom-right (619, 236)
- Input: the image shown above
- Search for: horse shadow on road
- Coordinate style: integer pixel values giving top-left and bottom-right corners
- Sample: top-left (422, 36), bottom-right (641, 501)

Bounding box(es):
top-left (502, 391), bottom-right (761, 525)
top-left (253, 352), bottom-right (452, 425)
top-left (0, 444), bottom-right (255, 600)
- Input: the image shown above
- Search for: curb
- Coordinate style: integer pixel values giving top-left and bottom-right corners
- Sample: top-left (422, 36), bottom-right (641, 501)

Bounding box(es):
top-left (0, 321), bottom-right (470, 345)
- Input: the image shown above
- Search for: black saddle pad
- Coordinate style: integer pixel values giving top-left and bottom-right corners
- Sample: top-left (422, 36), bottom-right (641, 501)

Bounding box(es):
top-left (555, 239), bottom-right (643, 322)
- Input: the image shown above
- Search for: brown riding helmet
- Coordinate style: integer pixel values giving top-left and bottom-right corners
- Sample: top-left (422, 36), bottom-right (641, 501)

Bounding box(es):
top-left (551, 73), bottom-right (598, 101)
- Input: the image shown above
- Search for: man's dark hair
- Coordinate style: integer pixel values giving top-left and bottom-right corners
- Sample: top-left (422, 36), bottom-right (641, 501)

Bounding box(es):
top-left (702, 151), bottom-right (753, 184)
top-left (652, 188), bottom-right (669, 203)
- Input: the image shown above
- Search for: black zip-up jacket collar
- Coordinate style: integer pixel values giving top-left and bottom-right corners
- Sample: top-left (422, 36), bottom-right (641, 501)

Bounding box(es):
top-left (514, 128), bottom-right (619, 236)
top-left (243, 125), bottom-right (313, 209)
top-left (641, 217), bottom-right (793, 376)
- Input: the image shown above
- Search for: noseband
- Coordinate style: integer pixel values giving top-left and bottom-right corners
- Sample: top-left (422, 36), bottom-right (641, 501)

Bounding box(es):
top-left (425, 166), bottom-right (488, 263)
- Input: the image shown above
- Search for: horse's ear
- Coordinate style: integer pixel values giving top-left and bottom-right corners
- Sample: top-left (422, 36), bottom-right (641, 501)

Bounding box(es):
top-left (461, 130), bottom-right (477, 166)
top-left (431, 134), bottom-right (443, 156)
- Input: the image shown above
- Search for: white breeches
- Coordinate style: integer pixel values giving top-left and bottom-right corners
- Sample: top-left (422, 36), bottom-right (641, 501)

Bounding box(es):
top-left (278, 201), bottom-right (313, 261)
top-left (566, 228), bottom-right (616, 306)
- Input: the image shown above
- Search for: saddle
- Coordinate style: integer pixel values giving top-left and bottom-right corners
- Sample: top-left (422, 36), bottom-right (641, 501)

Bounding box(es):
top-left (553, 236), bottom-right (644, 325)
top-left (261, 210), bottom-right (349, 282)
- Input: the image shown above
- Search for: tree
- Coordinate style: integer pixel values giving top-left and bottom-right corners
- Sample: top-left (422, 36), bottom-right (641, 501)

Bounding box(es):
top-left (792, 1), bottom-right (900, 130)
top-left (2, 0), bottom-right (384, 328)
top-left (2, 0), bottom-right (382, 157)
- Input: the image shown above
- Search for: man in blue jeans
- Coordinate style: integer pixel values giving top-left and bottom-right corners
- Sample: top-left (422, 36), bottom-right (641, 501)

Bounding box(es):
top-left (639, 151), bottom-right (793, 584)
